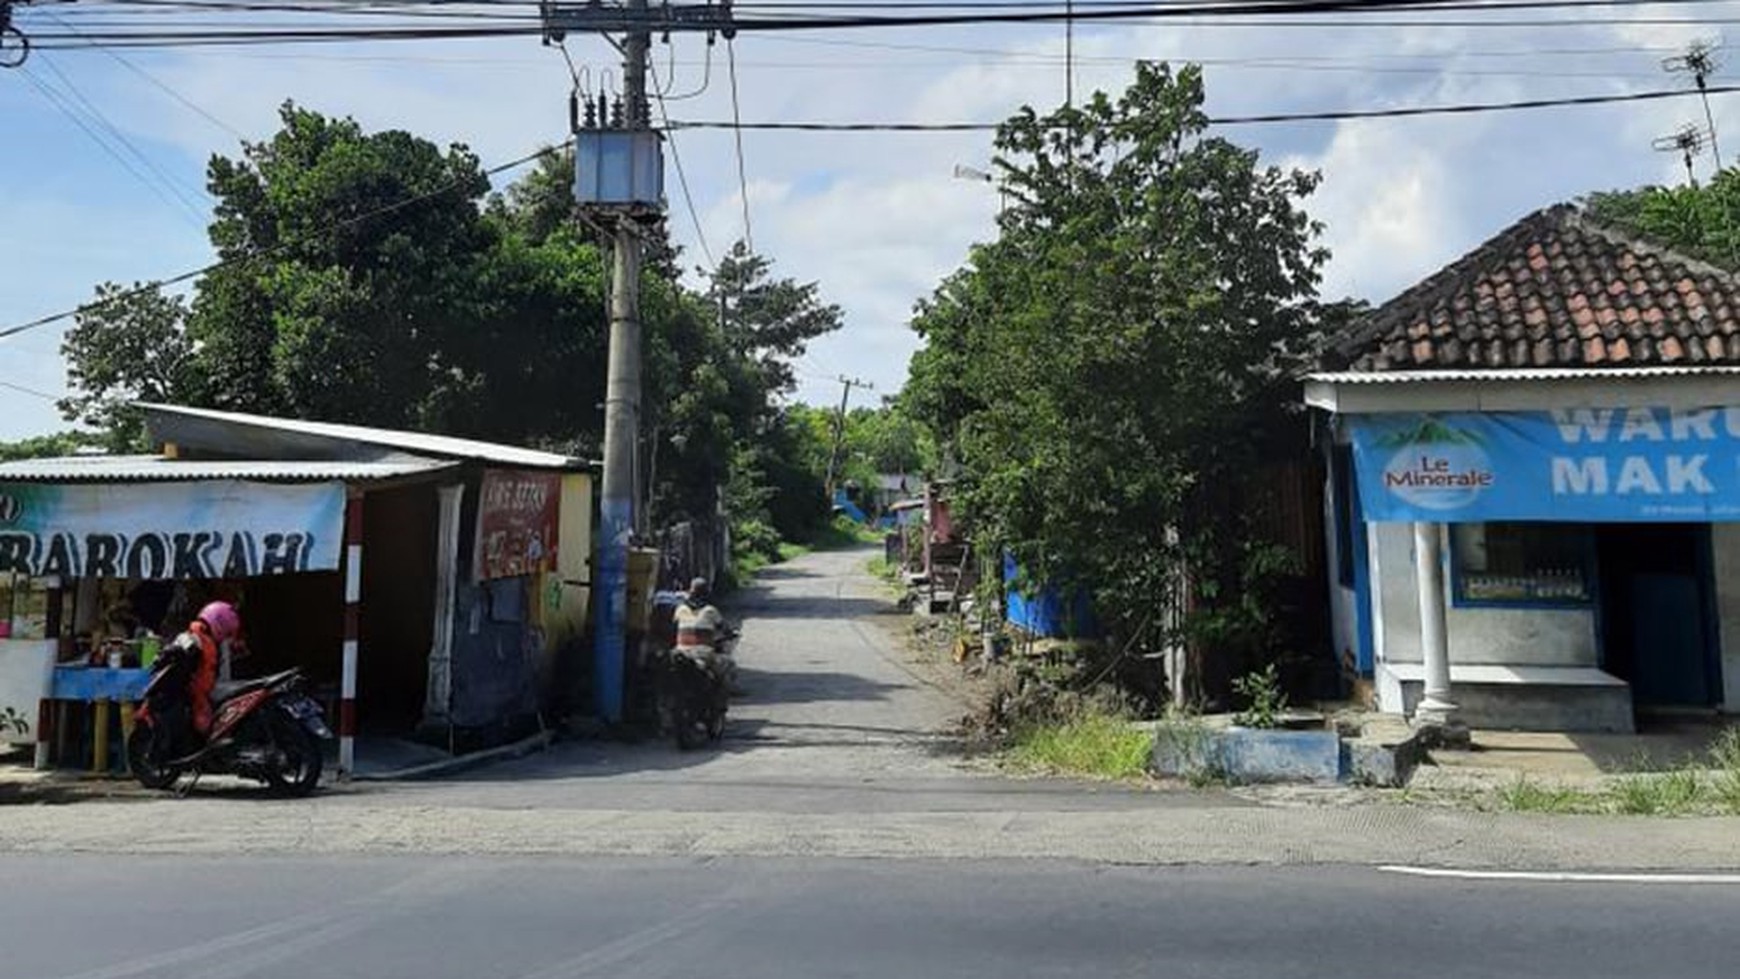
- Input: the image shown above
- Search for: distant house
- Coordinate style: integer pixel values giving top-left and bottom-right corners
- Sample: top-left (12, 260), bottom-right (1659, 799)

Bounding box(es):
top-left (1308, 203), bottom-right (1740, 732)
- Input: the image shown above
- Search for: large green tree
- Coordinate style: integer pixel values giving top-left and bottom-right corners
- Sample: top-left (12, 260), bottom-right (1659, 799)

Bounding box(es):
top-left (907, 63), bottom-right (1332, 694)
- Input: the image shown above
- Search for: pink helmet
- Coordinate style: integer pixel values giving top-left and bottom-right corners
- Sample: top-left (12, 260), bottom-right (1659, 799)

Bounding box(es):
top-left (197, 601), bottom-right (241, 642)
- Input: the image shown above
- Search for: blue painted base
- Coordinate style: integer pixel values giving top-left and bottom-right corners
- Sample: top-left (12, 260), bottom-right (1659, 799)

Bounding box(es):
top-left (1152, 727), bottom-right (1344, 784)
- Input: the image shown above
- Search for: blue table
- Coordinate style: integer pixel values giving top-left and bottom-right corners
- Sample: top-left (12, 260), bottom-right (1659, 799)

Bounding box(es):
top-left (51, 667), bottom-right (153, 702)
top-left (47, 667), bottom-right (153, 773)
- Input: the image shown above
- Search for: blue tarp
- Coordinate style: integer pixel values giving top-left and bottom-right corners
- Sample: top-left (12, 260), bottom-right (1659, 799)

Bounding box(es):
top-left (1003, 554), bottom-right (1101, 638)
top-left (832, 488), bottom-right (868, 523)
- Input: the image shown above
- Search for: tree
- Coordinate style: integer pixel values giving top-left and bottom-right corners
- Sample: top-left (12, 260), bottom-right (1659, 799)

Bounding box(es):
top-left (906, 63), bottom-right (1331, 697)
top-left (59, 283), bottom-right (196, 450)
top-left (0, 431), bottom-right (104, 462)
top-left (707, 241), bottom-right (843, 399)
top-left (1585, 171), bottom-right (1740, 269)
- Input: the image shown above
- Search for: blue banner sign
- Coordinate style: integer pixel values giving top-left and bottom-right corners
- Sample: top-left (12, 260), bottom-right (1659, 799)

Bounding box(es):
top-left (1348, 408), bottom-right (1740, 522)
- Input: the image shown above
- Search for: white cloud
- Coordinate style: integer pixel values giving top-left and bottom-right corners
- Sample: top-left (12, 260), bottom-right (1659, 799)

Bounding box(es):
top-left (11, 6), bottom-right (1740, 437)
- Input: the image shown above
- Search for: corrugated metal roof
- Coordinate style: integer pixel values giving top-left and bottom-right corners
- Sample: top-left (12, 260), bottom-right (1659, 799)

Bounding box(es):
top-left (137, 403), bottom-right (583, 470)
top-left (0, 455), bottom-right (457, 483)
top-left (1307, 366), bottom-right (1740, 385)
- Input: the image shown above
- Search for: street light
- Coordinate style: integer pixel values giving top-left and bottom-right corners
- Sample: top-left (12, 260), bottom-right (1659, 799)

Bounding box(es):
top-left (952, 163), bottom-right (993, 184)
top-left (952, 163), bottom-right (1005, 217)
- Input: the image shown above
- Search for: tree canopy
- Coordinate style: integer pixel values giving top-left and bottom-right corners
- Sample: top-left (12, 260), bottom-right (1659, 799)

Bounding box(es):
top-left (904, 63), bottom-right (1333, 692)
top-left (56, 103), bottom-right (848, 576)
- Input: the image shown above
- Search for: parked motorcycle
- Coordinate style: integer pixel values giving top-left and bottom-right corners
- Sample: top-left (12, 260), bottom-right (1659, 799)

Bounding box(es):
top-left (127, 641), bottom-right (332, 796)
top-left (661, 630), bottom-right (737, 750)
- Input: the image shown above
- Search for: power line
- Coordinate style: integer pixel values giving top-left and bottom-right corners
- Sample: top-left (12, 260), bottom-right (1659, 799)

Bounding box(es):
top-left (28, 0), bottom-right (1740, 49)
top-left (667, 82), bottom-right (1740, 131)
top-left (0, 377), bottom-right (63, 403)
top-left (17, 60), bottom-right (209, 228)
top-left (0, 142), bottom-right (564, 342)
top-left (651, 58), bottom-right (717, 268)
top-left (43, 9), bottom-right (247, 138)
top-left (725, 34), bottom-right (754, 252)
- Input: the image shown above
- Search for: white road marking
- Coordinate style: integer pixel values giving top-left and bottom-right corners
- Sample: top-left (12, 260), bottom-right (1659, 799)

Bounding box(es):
top-left (1380, 865), bottom-right (1740, 884)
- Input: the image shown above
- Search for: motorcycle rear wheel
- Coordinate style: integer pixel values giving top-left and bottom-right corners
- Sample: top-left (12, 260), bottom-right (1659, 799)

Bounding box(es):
top-left (126, 722), bottom-right (181, 791)
top-left (264, 715), bottom-right (323, 797)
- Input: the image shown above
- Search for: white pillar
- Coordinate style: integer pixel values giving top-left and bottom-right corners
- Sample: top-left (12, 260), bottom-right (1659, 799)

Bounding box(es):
top-left (1412, 521), bottom-right (1459, 726)
top-left (422, 484), bottom-right (464, 730)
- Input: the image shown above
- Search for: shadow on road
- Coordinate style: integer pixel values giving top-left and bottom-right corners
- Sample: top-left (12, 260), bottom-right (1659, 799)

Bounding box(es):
top-left (733, 595), bottom-right (895, 620)
top-left (750, 566), bottom-right (823, 581)
top-left (732, 668), bottom-right (905, 706)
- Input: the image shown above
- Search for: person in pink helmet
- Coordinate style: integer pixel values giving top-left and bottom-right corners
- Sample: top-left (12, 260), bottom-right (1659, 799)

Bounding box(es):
top-left (173, 600), bottom-right (241, 736)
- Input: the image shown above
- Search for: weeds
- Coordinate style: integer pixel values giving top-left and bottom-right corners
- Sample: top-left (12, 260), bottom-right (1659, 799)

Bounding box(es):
top-left (1492, 732), bottom-right (1740, 817)
top-left (1496, 776), bottom-right (1590, 814)
top-left (1231, 663), bottom-right (1287, 730)
top-left (1009, 710), bottom-right (1153, 780)
top-left (1611, 769), bottom-right (1705, 815)
top-left (1711, 728), bottom-right (1740, 814)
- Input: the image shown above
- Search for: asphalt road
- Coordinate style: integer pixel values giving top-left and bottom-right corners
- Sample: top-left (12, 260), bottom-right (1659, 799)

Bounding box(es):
top-left (8, 854), bottom-right (1740, 979)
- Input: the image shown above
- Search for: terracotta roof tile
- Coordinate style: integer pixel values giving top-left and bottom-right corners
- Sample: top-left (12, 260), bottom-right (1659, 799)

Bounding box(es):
top-left (1332, 205), bottom-right (1740, 371)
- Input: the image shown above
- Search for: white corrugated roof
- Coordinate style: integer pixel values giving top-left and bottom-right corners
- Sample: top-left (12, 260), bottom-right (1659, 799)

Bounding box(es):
top-left (1307, 366), bottom-right (1740, 385)
top-left (0, 455), bottom-right (456, 483)
top-left (138, 403), bottom-right (581, 470)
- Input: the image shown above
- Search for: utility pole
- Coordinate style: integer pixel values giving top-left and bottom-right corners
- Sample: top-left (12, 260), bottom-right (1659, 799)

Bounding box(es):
top-left (823, 376), bottom-right (873, 504)
top-left (544, 0), bottom-right (735, 723)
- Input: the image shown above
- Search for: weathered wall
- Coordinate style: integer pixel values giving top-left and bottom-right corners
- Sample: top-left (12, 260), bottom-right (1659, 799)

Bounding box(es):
top-left (1709, 523), bottom-right (1740, 712)
top-left (1370, 522), bottom-right (1598, 670)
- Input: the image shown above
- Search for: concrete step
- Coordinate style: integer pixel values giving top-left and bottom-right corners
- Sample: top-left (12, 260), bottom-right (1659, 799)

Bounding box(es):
top-left (1379, 663), bottom-right (1635, 733)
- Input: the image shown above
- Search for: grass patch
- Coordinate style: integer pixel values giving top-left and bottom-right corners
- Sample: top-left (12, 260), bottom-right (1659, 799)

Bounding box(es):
top-left (1009, 712), bottom-right (1153, 780)
top-left (1496, 776), bottom-right (1591, 814)
top-left (1611, 769), bottom-right (1705, 815)
top-left (777, 541), bottom-right (811, 562)
top-left (1711, 728), bottom-right (1740, 814)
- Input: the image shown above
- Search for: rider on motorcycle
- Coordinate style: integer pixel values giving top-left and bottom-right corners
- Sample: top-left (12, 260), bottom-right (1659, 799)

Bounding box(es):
top-left (170, 601), bottom-right (242, 736)
top-left (673, 577), bottom-right (737, 690)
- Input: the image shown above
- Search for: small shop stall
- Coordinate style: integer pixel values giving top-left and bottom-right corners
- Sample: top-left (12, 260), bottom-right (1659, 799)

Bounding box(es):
top-left (1, 403), bottom-right (593, 777)
top-left (1309, 204), bottom-right (1740, 732)
top-left (0, 468), bottom-right (395, 772)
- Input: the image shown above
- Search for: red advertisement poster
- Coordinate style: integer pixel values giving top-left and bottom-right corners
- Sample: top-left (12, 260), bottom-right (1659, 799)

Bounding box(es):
top-left (475, 470), bottom-right (561, 581)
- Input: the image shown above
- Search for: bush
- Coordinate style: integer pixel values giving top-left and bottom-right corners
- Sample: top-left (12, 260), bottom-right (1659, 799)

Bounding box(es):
top-left (1009, 709), bottom-right (1152, 780)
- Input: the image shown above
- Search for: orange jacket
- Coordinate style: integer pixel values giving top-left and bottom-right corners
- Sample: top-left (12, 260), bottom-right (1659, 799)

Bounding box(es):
top-left (183, 621), bottom-right (220, 735)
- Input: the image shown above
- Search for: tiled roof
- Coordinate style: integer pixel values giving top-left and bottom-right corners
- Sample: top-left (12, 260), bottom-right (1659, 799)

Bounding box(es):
top-left (1327, 204), bottom-right (1740, 372)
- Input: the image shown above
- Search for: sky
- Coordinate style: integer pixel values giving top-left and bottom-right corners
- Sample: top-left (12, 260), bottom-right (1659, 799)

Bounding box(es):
top-left (0, 1), bottom-right (1734, 440)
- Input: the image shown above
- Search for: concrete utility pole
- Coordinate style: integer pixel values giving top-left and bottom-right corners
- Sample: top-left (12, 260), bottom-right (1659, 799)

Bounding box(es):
top-left (543, 0), bottom-right (730, 723)
top-left (824, 376), bottom-right (873, 503)
top-left (595, 1), bottom-right (650, 726)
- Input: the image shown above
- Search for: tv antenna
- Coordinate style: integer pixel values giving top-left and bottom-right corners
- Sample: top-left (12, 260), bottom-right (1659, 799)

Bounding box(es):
top-left (1664, 38), bottom-right (1725, 171)
top-left (1654, 124), bottom-right (1708, 186)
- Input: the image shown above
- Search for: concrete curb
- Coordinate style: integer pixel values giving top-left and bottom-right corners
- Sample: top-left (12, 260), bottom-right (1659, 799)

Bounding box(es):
top-left (350, 730), bottom-right (555, 782)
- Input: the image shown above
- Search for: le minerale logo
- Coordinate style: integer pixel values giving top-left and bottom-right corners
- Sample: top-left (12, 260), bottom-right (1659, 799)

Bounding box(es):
top-left (1378, 419), bottom-right (1494, 511)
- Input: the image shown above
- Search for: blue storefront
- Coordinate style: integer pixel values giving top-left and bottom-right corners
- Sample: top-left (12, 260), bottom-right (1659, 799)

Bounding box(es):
top-left (1310, 369), bottom-right (1740, 732)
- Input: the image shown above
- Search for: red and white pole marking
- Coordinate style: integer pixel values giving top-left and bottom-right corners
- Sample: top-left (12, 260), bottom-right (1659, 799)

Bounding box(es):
top-left (339, 494), bottom-right (363, 778)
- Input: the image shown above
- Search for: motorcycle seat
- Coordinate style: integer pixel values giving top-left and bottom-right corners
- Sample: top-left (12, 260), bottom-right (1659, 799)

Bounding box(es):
top-left (212, 669), bottom-right (301, 704)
